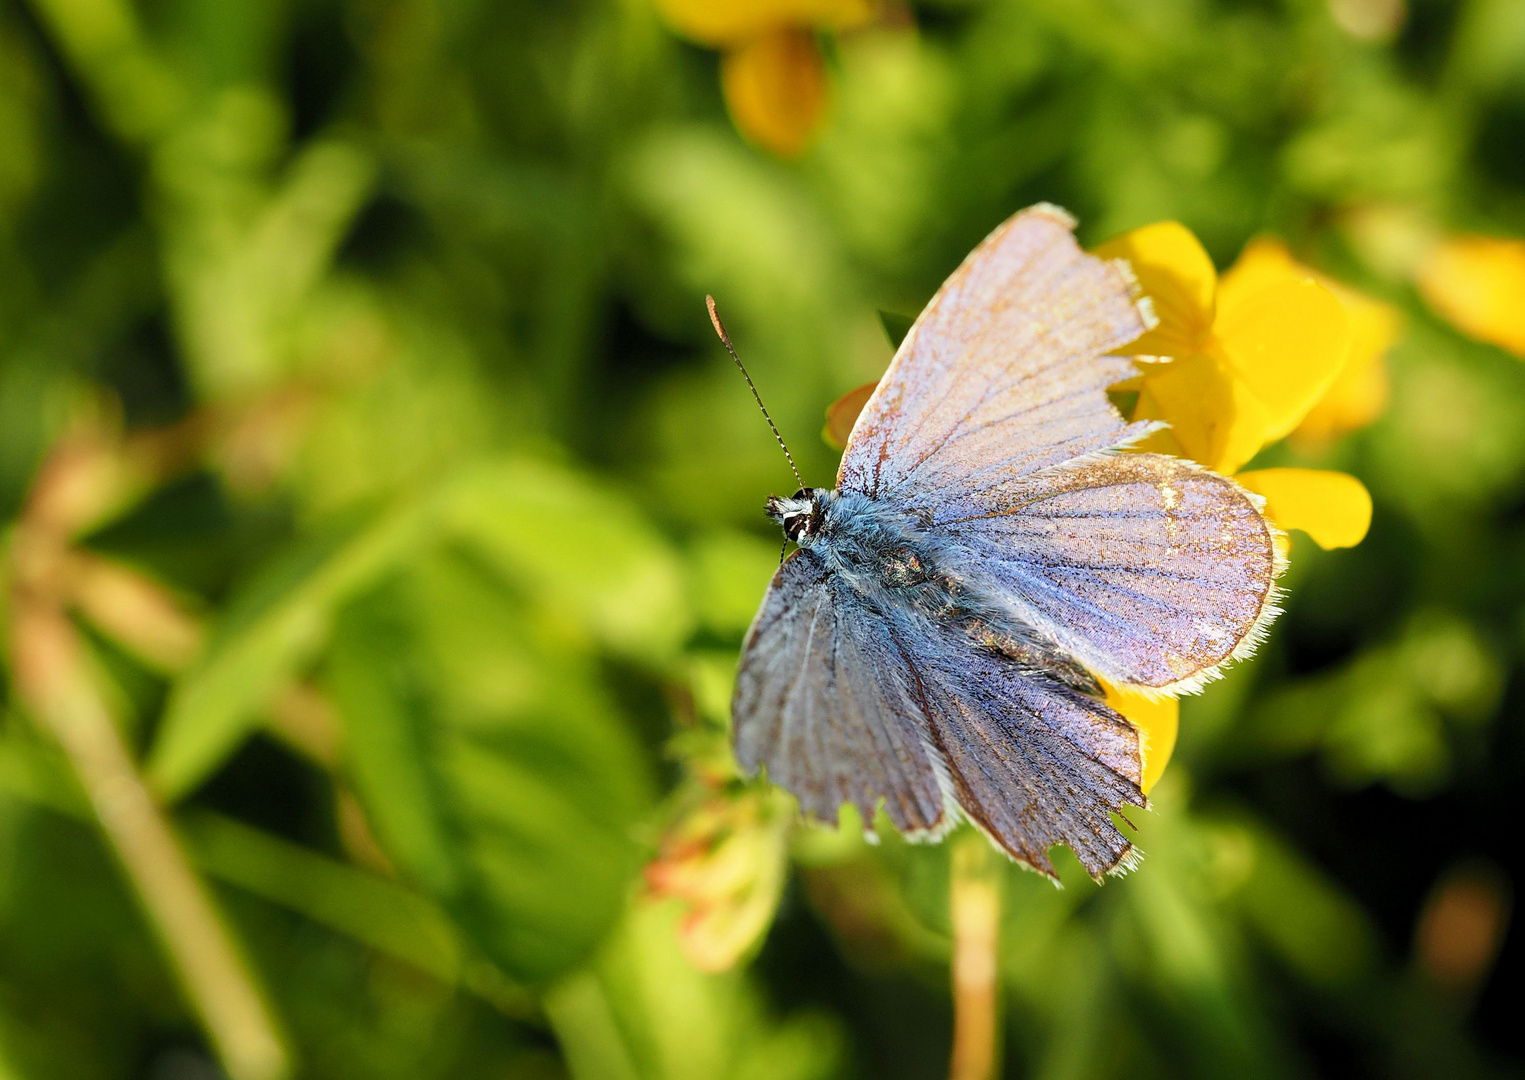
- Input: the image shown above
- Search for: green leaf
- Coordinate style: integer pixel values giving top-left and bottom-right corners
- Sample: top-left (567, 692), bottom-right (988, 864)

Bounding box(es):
top-left (545, 903), bottom-right (844, 1080)
top-left (147, 503), bottom-right (428, 801)
top-left (182, 812), bottom-right (464, 985)
top-left (326, 549), bottom-right (653, 985)
top-left (878, 309), bottom-right (915, 349)
top-left (437, 458), bottom-right (693, 666)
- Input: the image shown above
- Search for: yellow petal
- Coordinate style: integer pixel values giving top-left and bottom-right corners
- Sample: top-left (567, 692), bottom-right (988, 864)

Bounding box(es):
top-left (1093, 222), bottom-right (1218, 358)
top-left (1134, 351), bottom-right (1272, 473)
top-left (822, 380), bottom-right (878, 449)
top-left (1293, 289), bottom-right (1399, 444)
top-left (1237, 468), bottom-right (1372, 549)
top-left (720, 29), bottom-right (829, 158)
top-left (1213, 279), bottom-right (1350, 442)
top-left (1416, 235), bottom-right (1525, 358)
top-left (1217, 235), bottom-right (1303, 320)
top-left (1218, 235), bottom-right (1400, 444)
top-left (655, 0), bottom-right (875, 46)
top-left (1102, 681), bottom-right (1178, 795)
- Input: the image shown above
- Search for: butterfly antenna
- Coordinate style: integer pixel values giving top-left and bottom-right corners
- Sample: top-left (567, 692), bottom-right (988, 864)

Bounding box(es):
top-left (707, 295), bottom-right (806, 493)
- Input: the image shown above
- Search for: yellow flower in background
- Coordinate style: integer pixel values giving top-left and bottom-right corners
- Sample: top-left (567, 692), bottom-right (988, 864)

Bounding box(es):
top-left (1416, 235), bottom-right (1525, 359)
top-left (720, 29), bottom-right (828, 158)
top-left (654, 0), bottom-right (877, 157)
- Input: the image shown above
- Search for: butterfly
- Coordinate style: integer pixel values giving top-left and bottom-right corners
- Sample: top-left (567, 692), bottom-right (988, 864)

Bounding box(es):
top-left (724, 204), bottom-right (1282, 880)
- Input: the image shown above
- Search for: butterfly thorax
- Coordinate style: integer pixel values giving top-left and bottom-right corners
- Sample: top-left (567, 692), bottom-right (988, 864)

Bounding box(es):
top-left (768, 488), bottom-right (1101, 695)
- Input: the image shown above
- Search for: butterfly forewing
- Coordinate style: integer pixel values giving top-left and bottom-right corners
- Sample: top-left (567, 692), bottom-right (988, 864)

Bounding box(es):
top-left (838, 205), bottom-right (1155, 503)
top-left (838, 204), bottom-right (1279, 690)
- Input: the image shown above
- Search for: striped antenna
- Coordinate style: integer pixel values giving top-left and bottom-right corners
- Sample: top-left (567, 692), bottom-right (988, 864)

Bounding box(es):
top-left (706, 295), bottom-right (806, 492)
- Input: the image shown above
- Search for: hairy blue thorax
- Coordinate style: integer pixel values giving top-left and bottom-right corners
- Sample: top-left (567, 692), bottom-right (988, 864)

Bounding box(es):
top-left (765, 488), bottom-right (1100, 694)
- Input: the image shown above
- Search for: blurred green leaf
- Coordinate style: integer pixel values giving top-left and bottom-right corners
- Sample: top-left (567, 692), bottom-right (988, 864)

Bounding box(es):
top-left (878, 310), bottom-right (916, 350)
top-left (181, 812), bottom-right (471, 993)
top-left (439, 458), bottom-right (693, 666)
top-left (545, 903), bottom-right (843, 1080)
top-left (147, 504), bottom-right (429, 800)
top-left (687, 529), bottom-right (778, 639)
top-left (326, 550), bottom-right (653, 985)
top-left (1207, 813), bottom-right (1376, 987)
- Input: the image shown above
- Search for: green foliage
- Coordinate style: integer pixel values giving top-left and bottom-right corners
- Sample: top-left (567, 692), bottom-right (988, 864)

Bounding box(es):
top-left (3, 0), bottom-right (1525, 1077)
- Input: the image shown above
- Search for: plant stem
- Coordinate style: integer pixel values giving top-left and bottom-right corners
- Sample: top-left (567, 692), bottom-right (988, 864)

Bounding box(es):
top-left (6, 427), bottom-right (290, 1080)
top-left (949, 832), bottom-right (1002, 1080)
top-left (8, 602), bottom-right (290, 1080)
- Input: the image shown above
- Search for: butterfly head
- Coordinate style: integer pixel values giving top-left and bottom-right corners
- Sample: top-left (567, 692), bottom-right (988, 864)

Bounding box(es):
top-left (767, 488), bottom-right (825, 544)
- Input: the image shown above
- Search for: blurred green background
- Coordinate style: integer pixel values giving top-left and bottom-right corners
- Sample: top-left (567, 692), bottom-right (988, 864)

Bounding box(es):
top-left (3, 0), bottom-right (1525, 1077)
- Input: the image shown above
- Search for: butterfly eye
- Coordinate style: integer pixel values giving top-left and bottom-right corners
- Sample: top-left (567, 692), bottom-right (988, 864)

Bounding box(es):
top-left (783, 512), bottom-right (813, 541)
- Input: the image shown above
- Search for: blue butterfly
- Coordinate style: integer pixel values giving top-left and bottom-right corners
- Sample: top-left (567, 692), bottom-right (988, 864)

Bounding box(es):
top-left (720, 205), bottom-right (1282, 880)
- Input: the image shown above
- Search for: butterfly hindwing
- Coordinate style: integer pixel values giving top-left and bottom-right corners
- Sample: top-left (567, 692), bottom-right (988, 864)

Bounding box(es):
top-left (895, 605), bottom-right (1144, 879)
top-left (732, 550), bottom-right (953, 837)
top-left (932, 453), bottom-right (1281, 690)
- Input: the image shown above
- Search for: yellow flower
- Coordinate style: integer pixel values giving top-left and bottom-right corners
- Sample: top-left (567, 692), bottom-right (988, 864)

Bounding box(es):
top-left (1088, 223), bottom-right (1390, 780)
top-left (1092, 222), bottom-right (1381, 552)
top-left (1236, 467), bottom-right (1372, 551)
top-left (1094, 224), bottom-right (1354, 472)
top-left (1415, 234), bottom-right (1525, 359)
top-left (1220, 237), bottom-right (1401, 447)
top-left (654, 0), bottom-right (876, 157)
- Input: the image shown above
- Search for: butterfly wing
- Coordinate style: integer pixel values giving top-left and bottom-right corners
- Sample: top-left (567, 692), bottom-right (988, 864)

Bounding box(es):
top-left (839, 204), bottom-right (1155, 506)
top-left (732, 550), bottom-right (954, 836)
top-left (735, 550), bottom-right (1145, 878)
top-left (839, 203), bottom-right (1279, 690)
top-left (934, 453), bottom-right (1281, 690)
top-left (897, 608), bottom-right (1144, 879)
